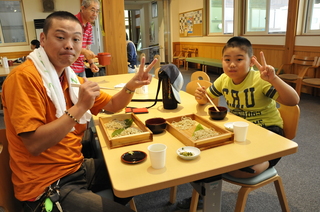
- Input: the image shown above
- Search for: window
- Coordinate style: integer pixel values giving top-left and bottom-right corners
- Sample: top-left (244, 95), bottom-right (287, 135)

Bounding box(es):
top-left (245, 0), bottom-right (288, 35)
top-left (0, 0), bottom-right (27, 45)
top-left (303, 0), bottom-right (320, 34)
top-left (207, 0), bottom-right (234, 35)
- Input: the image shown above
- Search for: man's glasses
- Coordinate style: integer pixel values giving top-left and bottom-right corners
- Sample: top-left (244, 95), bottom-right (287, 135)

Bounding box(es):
top-left (88, 7), bottom-right (100, 14)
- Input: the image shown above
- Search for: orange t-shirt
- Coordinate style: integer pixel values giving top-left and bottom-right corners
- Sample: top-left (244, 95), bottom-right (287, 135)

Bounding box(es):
top-left (2, 59), bottom-right (112, 201)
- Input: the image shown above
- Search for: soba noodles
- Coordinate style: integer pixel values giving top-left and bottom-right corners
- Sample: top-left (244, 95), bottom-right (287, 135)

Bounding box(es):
top-left (192, 128), bottom-right (220, 140)
top-left (171, 116), bottom-right (196, 130)
top-left (105, 118), bottom-right (143, 137)
top-left (113, 127), bottom-right (143, 137)
top-left (105, 119), bottom-right (128, 130)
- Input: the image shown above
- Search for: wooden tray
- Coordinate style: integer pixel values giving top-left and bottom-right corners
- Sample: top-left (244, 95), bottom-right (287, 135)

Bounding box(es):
top-left (99, 113), bottom-right (153, 149)
top-left (166, 114), bottom-right (234, 150)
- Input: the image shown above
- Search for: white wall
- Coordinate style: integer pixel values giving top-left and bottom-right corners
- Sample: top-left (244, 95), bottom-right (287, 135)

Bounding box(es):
top-left (0, 0), bottom-right (80, 53)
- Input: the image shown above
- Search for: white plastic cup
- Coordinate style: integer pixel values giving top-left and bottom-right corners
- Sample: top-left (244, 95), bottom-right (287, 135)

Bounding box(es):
top-left (148, 143), bottom-right (167, 169)
top-left (135, 85), bottom-right (148, 94)
top-left (233, 121), bottom-right (249, 142)
top-left (2, 57), bottom-right (9, 68)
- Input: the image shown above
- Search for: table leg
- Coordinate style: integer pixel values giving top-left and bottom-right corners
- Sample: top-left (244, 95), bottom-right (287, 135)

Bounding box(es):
top-left (169, 186), bottom-right (177, 203)
top-left (191, 175), bottom-right (222, 212)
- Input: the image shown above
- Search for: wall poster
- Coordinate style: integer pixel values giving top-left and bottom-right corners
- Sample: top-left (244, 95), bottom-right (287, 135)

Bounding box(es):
top-left (179, 8), bottom-right (203, 37)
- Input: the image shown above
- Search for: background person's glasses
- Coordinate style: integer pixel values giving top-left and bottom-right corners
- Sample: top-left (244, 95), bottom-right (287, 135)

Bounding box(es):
top-left (89, 8), bottom-right (100, 14)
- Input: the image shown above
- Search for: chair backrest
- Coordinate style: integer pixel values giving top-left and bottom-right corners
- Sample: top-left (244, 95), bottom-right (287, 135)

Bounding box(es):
top-left (154, 67), bottom-right (161, 79)
top-left (277, 103), bottom-right (300, 140)
top-left (180, 48), bottom-right (189, 58)
top-left (290, 55), bottom-right (319, 67)
top-left (188, 48), bottom-right (198, 57)
top-left (173, 51), bottom-right (182, 58)
top-left (190, 71), bottom-right (210, 81)
top-left (153, 54), bottom-right (161, 70)
top-left (186, 80), bottom-right (219, 105)
top-left (0, 129), bottom-right (23, 212)
top-left (277, 55), bottom-right (319, 76)
top-left (140, 53), bottom-right (146, 62)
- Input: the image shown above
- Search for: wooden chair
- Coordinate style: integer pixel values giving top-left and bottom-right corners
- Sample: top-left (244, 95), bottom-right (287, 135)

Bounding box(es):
top-left (188, 48), bottom-right (198, 58)
top-left (0, 129), bottom-right (23, 212)
top-left (185, 80), bottom-right (219, 105)
top-left (276, 55), bottom-right (320, 96)
top-left (185, 48), bottom-right (198, 69)
top-left (177, 48), bottom-right (189, 69)
top-left (189, 103), bottom-right (300, 212)
top-left (173, 51), bottom-right (182, 66)
top-left (153, 54), bottom-right (161, 71)
top-left (298, 58), bottom-right (320, 95)
top-left (154, 67), bottom-right (161, 79)
top-left (190, 71), bottom-right (210, 81)
top-left (140, 53), bottom-right (146, 62)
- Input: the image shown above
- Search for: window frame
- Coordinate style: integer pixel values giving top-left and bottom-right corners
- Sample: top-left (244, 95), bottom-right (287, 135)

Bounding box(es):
top-left (243, 0), bottom-right (288, 35)
top-left (206, 0), bottom-right (234, 36)
top-left (0, 0), bottom-right (28, 46)
top-left (302, 0), bottom-right (320, 34)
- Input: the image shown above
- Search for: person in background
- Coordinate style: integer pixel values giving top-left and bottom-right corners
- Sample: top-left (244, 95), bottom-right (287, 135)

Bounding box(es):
top-left (126, 33), bottom-right (137, 73)
top-left (71, 0), bottom-right (100, 77)
top-left (15, 39), bottom-right (41, 63)
top-left (178, 36), bottom-right (300, 209)
top-left (2, 11), bottom-right (157, 212)
top-left (30, 39), bottom-right (40, 50)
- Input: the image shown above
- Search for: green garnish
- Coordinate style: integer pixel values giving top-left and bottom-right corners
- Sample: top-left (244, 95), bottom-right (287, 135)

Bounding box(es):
top-left (111, 119), bottom-right (134, 137)
top-left (124, 119), bottom-right (133, 128)
top-left (193, 124), bottom-right (204, 136)
top-left (112, 128), bottom-right (125, 137)
top-left (180, 151), bottom-right (194, 156)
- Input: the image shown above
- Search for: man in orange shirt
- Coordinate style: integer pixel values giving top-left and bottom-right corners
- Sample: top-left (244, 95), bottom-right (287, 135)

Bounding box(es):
top-left (2, 11), bottom-right (156, 212)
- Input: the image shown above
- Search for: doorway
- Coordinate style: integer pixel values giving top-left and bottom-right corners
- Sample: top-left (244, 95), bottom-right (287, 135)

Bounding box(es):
top-left (124, 0), bottom-right (171, 65)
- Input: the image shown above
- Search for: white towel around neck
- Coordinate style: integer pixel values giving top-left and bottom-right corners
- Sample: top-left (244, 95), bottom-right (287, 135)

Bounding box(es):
top-left (27, 47), bottom-right (92, 125)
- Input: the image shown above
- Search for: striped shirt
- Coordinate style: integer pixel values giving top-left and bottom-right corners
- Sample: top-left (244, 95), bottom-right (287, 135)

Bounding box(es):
top-left (70, 12), bottom-right (93, 73)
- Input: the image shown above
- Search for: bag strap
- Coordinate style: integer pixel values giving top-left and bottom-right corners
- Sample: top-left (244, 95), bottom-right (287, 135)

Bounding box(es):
top-left (127, 77), bottom-right (162, 109)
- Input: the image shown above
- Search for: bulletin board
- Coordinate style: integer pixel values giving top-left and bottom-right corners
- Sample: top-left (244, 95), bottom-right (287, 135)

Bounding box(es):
top-left (179, 9), bottom-right (203, 37)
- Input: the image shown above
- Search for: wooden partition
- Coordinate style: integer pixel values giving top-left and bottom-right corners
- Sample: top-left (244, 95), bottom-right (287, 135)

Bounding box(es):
top-left (0, 51), bottom-right (31, 60)
top-left (173, 42), bottom-right (285, 68)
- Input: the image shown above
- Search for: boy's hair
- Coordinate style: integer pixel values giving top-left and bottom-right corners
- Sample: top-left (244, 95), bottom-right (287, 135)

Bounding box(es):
top-left (43, 11), bottom-right (81, 35)
top-left (222, 36), bottom-right (253, 57)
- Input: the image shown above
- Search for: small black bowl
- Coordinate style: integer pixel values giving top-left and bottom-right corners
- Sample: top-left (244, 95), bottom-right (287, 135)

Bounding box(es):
top-left (208, 106), bottom-right (228, 120)
top-left (145, 118), bottom-right (167, 134)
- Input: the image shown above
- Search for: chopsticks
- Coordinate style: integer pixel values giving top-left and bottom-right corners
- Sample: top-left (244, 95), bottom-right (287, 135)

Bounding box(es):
top-left (197, 82), bottom-right (220, 112)
top-left (71, 83), bottom-right (116, 90)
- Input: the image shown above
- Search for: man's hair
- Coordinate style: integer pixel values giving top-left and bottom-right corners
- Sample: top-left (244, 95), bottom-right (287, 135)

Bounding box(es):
top-left (82, 0), bottom-right (100, 7)
top-left (222, 36), bottom-right (253, 57)
top-left (43, 11), bottom-right (81, 35)
top-left (31, 39), bottom-right (40, 48)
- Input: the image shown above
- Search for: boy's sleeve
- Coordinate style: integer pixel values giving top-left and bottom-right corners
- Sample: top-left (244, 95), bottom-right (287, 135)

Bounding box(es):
top-left (207, 77), bottom-right (222, 98)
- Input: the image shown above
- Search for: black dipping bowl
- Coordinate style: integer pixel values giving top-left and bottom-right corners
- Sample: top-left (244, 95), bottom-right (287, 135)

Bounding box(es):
top-left (121, 151), bottom-right (147, 164)
top-left (145, 118), bottom-right (167, 134)
top-left (208, 106), bottom-right (228, 120)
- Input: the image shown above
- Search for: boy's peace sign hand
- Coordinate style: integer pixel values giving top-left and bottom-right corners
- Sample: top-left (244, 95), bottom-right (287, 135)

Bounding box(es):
top-left (253, 51), bottom-right (277, 83)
